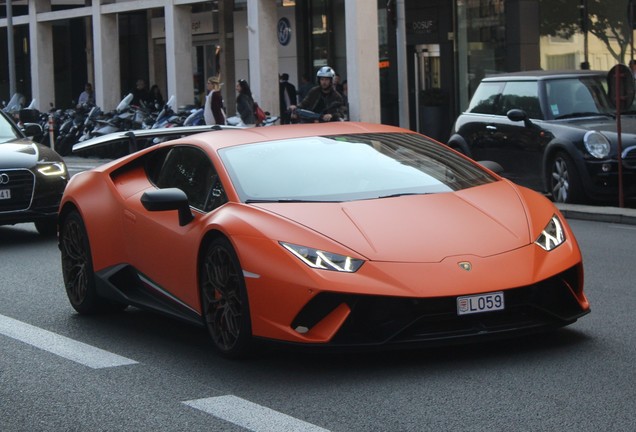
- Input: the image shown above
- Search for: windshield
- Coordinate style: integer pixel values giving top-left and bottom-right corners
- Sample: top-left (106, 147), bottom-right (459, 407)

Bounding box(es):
top-left (219, 133), bottom-right (497, 202)
top-left (545, 77), bottom-right (613, 119)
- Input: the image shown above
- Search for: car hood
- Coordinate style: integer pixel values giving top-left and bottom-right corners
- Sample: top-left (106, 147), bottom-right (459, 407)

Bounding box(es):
top-left (254, 181), bottom-right (533, 262)
top-left (0, 141), bottom-right (61, 168)
top-left (561, 115), bottom-right (636, 136)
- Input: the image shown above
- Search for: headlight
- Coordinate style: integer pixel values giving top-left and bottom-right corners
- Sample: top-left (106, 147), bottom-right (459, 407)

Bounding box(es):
top-left (535, 215), bottom-right (566, 251)
top-left (37, 162), bottom-right (67, 177)
top-left (583, 131), bottom-right (610, 159)
top-left (281, 242), bottom-right (364, 272)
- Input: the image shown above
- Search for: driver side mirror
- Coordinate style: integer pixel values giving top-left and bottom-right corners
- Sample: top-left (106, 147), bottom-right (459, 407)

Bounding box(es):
top-left (507, 109), bottom-right (532, 127)
top-left (141, 188), bottom-right (194, 226)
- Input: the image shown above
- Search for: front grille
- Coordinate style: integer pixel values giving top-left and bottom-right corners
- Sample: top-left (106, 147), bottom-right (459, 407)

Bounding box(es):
top-left (0, 169), bottom-right (35, 212)
top-left (622, 146), bottom-right (636, 169)
top-left (292, 266), bottom-right (587, 346)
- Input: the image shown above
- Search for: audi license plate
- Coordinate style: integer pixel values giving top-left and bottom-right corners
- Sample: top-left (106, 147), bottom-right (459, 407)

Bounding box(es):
top-left (457, 291), bottom-right (504, 315)
top-left (0, 189), bottom-right (10, 200)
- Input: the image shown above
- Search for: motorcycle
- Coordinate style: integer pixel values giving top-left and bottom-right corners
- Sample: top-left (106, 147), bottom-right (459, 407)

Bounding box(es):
top-left (292, 101), bottom-right (343, 123)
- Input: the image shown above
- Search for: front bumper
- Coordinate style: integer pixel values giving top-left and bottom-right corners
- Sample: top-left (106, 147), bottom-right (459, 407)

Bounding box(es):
top-left (279, 265), bottom-right (589, 348)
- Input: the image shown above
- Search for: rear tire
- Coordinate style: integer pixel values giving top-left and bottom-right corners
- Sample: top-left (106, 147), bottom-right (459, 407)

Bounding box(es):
top-left (200, 237), bottom-right (253, 359)
top-left (59, 211), bottom-right (126, 313)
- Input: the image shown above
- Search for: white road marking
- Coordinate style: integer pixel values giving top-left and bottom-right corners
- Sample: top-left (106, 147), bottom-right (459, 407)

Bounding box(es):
top-left (183, 395), bottom-right (331, 432)
top-left (0, 314), bottom-right (138, 369)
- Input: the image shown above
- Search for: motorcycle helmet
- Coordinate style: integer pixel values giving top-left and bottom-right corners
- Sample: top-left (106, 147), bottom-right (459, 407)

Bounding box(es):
top-left (316, 66), bottom-right (336, 80)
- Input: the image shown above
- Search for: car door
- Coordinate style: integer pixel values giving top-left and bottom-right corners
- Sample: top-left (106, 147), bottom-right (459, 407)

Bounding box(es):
top-left (472, 81), bottom-right (548, 190)
top-left (123, 145), bottom-right (227, 309)
top-left (456, 81), bottom-right (504, 153)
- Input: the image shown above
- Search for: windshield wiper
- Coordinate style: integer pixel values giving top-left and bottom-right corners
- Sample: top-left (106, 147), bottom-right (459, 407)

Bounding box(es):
top-left (376, 192), bottom-right (429, 199)
top-left (245, 199), bottom-right (331, 203)
top-left (554, 112), bottom-right (614, 120)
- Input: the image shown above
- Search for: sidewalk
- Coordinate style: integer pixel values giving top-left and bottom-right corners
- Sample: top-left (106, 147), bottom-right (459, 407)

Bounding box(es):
top-left (556, 203), bottom-right (636, 225)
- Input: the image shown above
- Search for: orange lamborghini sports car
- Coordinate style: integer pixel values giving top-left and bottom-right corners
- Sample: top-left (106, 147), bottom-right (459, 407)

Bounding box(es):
top-left (58, 122), bottom-right (590, 358)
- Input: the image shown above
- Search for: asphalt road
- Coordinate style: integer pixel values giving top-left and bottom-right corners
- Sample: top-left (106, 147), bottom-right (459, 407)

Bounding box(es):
top-left (1, 218), bottom-right (635, 431)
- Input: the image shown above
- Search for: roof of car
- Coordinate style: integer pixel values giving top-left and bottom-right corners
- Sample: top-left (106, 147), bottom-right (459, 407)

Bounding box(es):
top-left (178, 121), bottom-right (413, 150)
top-left (481, 69), bottom-right (605, 82)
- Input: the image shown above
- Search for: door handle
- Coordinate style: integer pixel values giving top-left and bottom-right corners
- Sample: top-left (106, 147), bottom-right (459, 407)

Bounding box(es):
top-left (486, 125), bottom-right (497, 131)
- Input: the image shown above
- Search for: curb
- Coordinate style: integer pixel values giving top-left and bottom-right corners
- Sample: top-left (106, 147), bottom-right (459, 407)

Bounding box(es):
top-left (556, 203), bottom-right (636, 226)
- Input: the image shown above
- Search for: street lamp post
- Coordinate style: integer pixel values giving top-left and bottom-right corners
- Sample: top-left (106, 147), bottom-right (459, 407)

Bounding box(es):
top-left (579, 0), bottom-right (589, 69)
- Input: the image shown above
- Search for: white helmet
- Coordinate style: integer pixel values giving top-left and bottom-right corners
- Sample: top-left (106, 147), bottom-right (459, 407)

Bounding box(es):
top-left (316, 66), bottom-right (335, 79)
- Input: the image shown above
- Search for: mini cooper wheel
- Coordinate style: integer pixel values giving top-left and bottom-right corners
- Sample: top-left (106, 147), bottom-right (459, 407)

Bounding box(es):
top-left (548, 152), bottom-right (584, 203)
top-left (200, 237), bottom-right (253, 358)
top-left (59, 211), bottom-right (125, 314)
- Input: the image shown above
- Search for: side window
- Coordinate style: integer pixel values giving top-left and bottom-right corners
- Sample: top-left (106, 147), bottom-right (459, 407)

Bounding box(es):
top-left (466, 82), bottom-right (503, 114)
top-left (153, 146), bottom-right (227, 212)
top-left (499, 81), bottom-right (542, 119)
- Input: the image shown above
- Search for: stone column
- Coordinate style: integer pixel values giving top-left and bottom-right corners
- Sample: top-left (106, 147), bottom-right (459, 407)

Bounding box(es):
top-left (165, 4), bottom-right (193, 109)
top-left (93, 7), bottom-right (120, 111)
top-left (345, 0), bottom-right (381, 123)
top-left (247, 0), bottom-right (278, 113)
top-left (28, 0), bottom-right (53, 111)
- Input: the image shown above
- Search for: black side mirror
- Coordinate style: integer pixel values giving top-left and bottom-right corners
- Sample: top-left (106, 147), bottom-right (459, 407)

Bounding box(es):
top-left (23, 123), bottom-right (43, 137)
top-left (141, 188), bottom-right (194, 226)
top-left (507, 109), bottom-right (532, 127)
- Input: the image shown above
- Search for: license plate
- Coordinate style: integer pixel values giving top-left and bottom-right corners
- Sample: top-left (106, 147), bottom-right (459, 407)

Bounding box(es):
top-left (0, 189), bottom-right (10, 200)
top-left (457, 291), bottom-right (504, 315)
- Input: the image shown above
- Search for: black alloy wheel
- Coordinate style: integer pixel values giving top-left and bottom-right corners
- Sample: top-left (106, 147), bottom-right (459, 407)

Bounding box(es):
top-left (548, 152), bottom-right (584, 204)
top-left (200, 237), bottom-right (252, 358)
top-left (59, 211), bottom-right (125, 313)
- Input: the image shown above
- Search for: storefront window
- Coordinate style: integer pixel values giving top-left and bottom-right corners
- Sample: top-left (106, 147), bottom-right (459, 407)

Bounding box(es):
top-left (311, 0), bottom-right (331, 68)
top-left (455, 0), bottom-right (506, 110)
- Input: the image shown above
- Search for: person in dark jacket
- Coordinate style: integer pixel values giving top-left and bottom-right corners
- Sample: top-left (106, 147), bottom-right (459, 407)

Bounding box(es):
top-left (235, 79), bottom-right (256, 126)
top-left (279, 73), bottom-right (297, 124)
top-left (290, 66), bottom-right (344, 122)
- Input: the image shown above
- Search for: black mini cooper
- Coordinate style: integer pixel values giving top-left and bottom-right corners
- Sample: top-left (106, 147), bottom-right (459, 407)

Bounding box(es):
top-left (448, 70), bottom-right (636, 204)
top-left (0, 109), bottom-right (67, 235)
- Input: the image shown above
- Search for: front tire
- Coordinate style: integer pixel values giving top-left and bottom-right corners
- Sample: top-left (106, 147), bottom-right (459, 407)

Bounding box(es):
top-left (548, 152), bottom-right (584, 203)
top-left (59, 211), bottom-right (125, 314)
top-left (200, 237), bottom-right (253, 358)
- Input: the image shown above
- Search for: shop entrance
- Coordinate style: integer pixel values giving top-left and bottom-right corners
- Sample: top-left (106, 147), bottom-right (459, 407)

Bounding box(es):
top-left (413, 44), bottom-right (446, 141)
top-left (193, 42), bottom-right (221, 108)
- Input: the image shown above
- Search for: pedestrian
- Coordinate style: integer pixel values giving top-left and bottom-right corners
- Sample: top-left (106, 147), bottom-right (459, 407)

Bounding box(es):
top-left (279, 73), bottom-right (297, 124)
top-left (77, 83), bottom-right (94, 108)
top-left (235, 79), bottom-right (256, 127)
top-left (297, 73), bottom-right (313, 103)
top-left (341, 79), bottom-right (349, 121)
top-left (290, 66), bottom-right (345, 122)
top-left (334, 73), bottom-right (344, 95)
top-left (131, 78), bottom-right (150, 107)
top-left (205, 76), bottom-right (227, 125)
top-left (148, 85), bottom-right (165, 111)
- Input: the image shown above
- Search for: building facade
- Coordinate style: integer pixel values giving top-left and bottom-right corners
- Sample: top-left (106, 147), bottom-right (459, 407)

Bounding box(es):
top-left (0, 0), bottom-right (630, 141)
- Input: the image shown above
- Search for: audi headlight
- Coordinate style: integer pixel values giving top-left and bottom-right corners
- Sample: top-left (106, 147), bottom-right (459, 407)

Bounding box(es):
top-left (583, 131), bottom-right (610, 159)
top-left (535, 215), bottom-right (565, 251)
top-left (37, 162), bottom-right (67, 177)
top-left (281, 242), bottom-right (364, 272)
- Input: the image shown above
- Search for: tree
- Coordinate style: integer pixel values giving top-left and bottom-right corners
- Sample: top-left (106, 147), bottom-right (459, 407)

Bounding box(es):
top-left (539, 0), bottom-right (632, 64)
